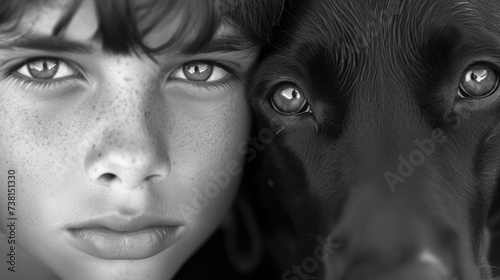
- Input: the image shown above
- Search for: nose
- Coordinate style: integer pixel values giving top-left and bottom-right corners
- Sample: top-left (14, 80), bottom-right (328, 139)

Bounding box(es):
top-left (84, 91), bottom-right (170, 189)
top-left (343, 254), bottom-right (450, 280)
top-left (85, 141), bottom-right (170, 188)
top-left (329, 197), bottom-right (480, 280)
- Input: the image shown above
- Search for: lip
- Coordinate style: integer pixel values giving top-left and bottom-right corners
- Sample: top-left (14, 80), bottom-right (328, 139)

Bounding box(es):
top-left (67, 215), bottom-right (184, 259)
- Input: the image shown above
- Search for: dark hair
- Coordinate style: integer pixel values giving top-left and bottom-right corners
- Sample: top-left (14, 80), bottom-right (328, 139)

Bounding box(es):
top-left (0, 0), bottom-right (284, 54)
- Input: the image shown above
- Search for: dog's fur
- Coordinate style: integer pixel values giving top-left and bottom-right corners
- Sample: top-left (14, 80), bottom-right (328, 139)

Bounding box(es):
top-left (249, 0), bottom-right (500, 279)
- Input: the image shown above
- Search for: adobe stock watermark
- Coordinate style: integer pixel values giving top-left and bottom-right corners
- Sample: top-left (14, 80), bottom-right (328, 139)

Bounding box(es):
top-left (385, 99), bottom-right (479, 192)
top-left (178, 124), bottom-right (280, 220)
top-left (282, 234), bottom-right (340, 280)
top-left (49, 115), bottom-right (281, 219)
top-left (384, 128), bottom-right (447, 192)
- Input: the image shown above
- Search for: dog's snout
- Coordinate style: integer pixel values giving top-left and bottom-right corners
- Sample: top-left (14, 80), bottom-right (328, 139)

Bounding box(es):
top-left (342, 252), bottom-right (450, 280)
top-left (327, 198), bottom-right (480, 280)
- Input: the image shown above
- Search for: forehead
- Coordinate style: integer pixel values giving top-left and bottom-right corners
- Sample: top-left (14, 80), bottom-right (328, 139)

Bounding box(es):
top-left (268, 0), bottom-right (500, 85)
top-left (18, 0), bottom-right (97, 41)
top-left (286, 0), bottom-right (500, 55)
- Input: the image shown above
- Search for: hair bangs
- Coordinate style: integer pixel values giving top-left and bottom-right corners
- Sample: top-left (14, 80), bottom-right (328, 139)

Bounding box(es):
top-left (0, 0), bottom-right (35, 38)
top-left (1, 0), bottom-right (285, 55)
top-left (141, 0), bottom-right (220, 54)
top-left (51, 0), bottom-right (221, 55)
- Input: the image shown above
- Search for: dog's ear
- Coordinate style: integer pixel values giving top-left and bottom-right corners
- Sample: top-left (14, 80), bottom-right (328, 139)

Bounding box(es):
top-left (252, 148), bottom-right (302, 270)
top-left (222, 194), bottom-right (264, 274)
top-left (222, 180), bottom-right (300, 275)
top-left (487, 183), bottom-right (500, 276)
top-left (255, 175), bottom-right (301, 271)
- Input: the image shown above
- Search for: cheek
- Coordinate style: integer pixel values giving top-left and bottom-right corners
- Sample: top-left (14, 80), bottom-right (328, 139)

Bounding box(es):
top-left (0, 93), bottom-right (86, 235)
top-left (165, 88), bottom-right (251, 222)
top-left (166, 87), bottom-right (251, 179)
top-left (0, 83), bottom-right (88, 160)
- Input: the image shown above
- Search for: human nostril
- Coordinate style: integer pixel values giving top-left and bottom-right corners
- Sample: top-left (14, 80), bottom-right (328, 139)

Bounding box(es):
top-left (86, 149), bottom-right (171, 188)
top-left (96, 173), bottom-right (119, 186)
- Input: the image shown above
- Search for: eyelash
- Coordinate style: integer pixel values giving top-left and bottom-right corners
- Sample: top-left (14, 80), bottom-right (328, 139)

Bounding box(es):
top-left (5, 58), bottom-right (238, 92)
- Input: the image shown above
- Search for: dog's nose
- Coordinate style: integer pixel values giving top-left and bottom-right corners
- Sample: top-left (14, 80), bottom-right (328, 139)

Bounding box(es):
top-left (328, 197), bottom-right (481, 280)
top-left (341, 250), bottom-right (451, 280)
top-left (344, 255), bottom-right (448, 280)
top-left (345, 264), bottom-right (449, 280)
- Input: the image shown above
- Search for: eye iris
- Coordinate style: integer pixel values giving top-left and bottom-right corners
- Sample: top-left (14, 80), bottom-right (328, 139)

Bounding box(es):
top-left (459, 64), bottom-right (499, 98)
top-left (271, 85), bottom-right (307, 114)
top-left (27, 58), bottom-right (59, 79)
top-left (182, 63), bottom-right (213, 81)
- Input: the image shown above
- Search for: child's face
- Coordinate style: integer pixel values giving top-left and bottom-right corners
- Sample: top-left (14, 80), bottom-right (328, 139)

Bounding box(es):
top-left (0, 1), bottom-right (254, 279)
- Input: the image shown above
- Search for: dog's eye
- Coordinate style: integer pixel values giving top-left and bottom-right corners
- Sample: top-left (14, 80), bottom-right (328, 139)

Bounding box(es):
top-left (459, 64), bottom-right (499, 99)
top-left (270, 84), bottom-right (311, 115)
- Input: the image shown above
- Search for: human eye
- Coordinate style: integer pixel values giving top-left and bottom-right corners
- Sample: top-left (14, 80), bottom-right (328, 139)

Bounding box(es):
top-left (15, 57), bottom-right (79, 79)
top-left (7, 57), bottom-right (82, 90)
top-left (168, 60), bottom-right (232, 83)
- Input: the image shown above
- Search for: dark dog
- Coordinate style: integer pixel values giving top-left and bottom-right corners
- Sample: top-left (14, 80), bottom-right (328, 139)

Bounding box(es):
top-left (249, 0), bottom-right (500, 279)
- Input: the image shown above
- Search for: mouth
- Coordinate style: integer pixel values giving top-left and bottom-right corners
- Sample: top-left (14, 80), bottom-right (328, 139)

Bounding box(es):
top-left (67, 216), bottom-right (184, 259)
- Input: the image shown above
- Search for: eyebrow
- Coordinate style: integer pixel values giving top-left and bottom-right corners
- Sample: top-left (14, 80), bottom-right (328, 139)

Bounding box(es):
top-left (0, 34), bottom-right (259, 56)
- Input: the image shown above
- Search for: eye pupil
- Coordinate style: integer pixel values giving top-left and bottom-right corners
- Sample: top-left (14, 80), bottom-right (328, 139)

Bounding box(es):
top-left (188, 65), bottom-right (208, 74)
top-left (27, 58), bottom-right (59, 79)
top-left (282, 88), bottom-right (300, 100)
top-left (459, 64), bottom-right (499, 98)
top-left (271, 84), bottom-right (310, 115)
top-left (183, 63), bottom-right (213, 81)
